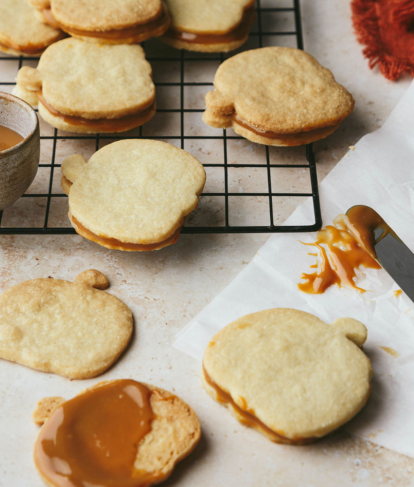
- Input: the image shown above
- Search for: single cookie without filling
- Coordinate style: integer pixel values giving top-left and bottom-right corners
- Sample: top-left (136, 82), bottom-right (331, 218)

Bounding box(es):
top-left (0, 270), bottom-right (133, 379)
top-left (202, 308), bottom-right (373, 443)
top-left (203, 47), bottom-right (355, 146)
top-left (0, 0), bottom-right (64, 56)
top-left (30, 0), bottom-right (170, 44)
top-left (61, 139), bottom-right (206, 251)
top-left (13, 38), bottom-right (156, 133)
top-left (162, 0), bottom-right (255, 52)
top-left (33, 380), bottom-right (201, 487)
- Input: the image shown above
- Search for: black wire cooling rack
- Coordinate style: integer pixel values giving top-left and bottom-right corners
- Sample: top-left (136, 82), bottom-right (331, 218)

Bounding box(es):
top-left (0, 0), bottom-right (322, 235)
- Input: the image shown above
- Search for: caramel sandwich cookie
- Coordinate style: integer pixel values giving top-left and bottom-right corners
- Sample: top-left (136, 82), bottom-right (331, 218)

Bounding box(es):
top-left (61, 139), bottom-right (206, 251)
top-left (202, 309), bottom-right (373, 444)
top-left (13, 38), bottom-right (156, 133)
top-left (33, 380), bottom-right (201, 487)
top-left (0, 270), bottom-right (133, 379)
top-left (162, 0), bottom-right (255, 52)
top-left (30, 0), bottom-right (170, 44)
top-left (203, 47), bottom-right (355, 146)
top-left (0, 0), bottom-right (64, 57)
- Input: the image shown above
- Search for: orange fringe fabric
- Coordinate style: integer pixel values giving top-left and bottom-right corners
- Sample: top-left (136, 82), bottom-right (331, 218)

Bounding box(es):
top-left (352, 0), bottom-right (414, 80)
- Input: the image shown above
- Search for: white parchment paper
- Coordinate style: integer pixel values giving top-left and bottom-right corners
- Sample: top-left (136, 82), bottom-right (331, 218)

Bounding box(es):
top-left (174, 81), bottom-right (414, 458)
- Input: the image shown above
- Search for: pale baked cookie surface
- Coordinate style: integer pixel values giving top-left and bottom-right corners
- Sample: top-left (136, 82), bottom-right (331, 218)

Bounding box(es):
top-left (13, 39), bottom-right (156, 133)
top-left (203, 47), bottom-right (355, 145)
top-left (38, 39), bottom-right (154, 118)
top-left (203, 309), bottom-right (373, 443)
top-left (49, 0), bottom-right (163, 30)
top-left (0, 0), bottom-right (64, 56)
top-left (162, 0), bottom-right (254, 52)
top-left (32, 0), bottom-right (170, 45)
top-left (33, 380), bottom-right (201, 487)
top-left (165, 0), bottom-right (252, 33)
top-left (61, 140), bottom-right (206, 249)
top-left (0, 270), bottom-right (133, 379)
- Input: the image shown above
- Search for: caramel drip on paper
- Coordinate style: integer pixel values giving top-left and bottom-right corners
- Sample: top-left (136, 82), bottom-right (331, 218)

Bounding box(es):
top-left (298, 215), bottom-right (381, 294)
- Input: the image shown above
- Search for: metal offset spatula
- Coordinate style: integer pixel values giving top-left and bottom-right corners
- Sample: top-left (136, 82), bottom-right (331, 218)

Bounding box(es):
top-left (345, 205), bottom-right (414, 302)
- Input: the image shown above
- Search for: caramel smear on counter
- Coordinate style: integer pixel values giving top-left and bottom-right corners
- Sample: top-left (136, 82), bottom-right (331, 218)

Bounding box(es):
top-left (298, 214), bottom-right (381, 294)
top-left (394, 289), bottom-right (402, 297)
top-left (34, 380), bottom-right (159, 487)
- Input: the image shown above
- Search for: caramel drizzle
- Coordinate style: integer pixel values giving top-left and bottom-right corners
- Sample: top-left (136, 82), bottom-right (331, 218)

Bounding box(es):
top-left (165, 4), bottom-right (255, 44)
top-left (298, 214), bottom-right (381, 295)
top-left (34, 380), bottom-right (161, 487)
top-left (37, 91), bottom-right (156, 131)
top-left (42, 6), bottom-right (170, 40)
top-left (203, 365), bottom-right (312, 444)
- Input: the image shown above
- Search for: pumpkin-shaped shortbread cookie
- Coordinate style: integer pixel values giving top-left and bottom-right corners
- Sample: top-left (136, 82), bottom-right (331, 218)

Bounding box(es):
top-left (0, 0), bottom-right (64, 56)
top-left (33, 380), bottom-right (201, 487)
top-left (162, 0), bottom-right (255, 52)
top-left (203, 47), bottom-right (355, 146)
top-left (30, 0), bottom-right (170, 44)
top-left (0, 270), bottom-right (133, 379)
top-left (203, 308), bottom-right (373, 444)
top-left (13, 38), bottom-right (155, 133)
top-left (61, 139), bottom-right (206, 251)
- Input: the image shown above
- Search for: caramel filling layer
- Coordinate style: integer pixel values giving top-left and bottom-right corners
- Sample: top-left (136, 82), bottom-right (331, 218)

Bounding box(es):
top-left (37, 91), bottom-right (155, 131)
top-left (298, 213), bottom-right (381, 295)
top-left (232, 113), bottom-right (339, 143)
top-left (166, 5), bottom-right (255, 44)
top-left (203, 365), bottom-right (312, 444)
top-left (42, 6), bottom-right (169, 40)
top-left (0, 40), bottom-right (45, 55)
top-left (34, 380), bottom-right (161, 487)
top-left (71, 213), bottom-right (183, 251)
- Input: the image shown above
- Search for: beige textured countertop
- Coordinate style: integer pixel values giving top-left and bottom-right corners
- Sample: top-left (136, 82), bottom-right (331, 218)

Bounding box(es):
top-left (0, 0), bottom-right (413, 485)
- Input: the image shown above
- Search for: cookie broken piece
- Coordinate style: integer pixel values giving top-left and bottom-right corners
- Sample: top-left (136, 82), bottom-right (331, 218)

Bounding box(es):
top-left (33, 380), bottom-right (201, 487)
top-left (203, 47), bottom-right (355, 146)
top-left (0, 270), bottom-right (133, 379)
top-left (202, 309), bottom-right (372, 444)
top-left (162, 0), bottom-right (255, 52)
top-left (0, 0), bottom-right (64, 57)
top-left (30, 0), bottom-right (170, 44)
top-left (61, 140), bottom-right (206, 251)
top-left (13, 38), bottom-right (155, 134)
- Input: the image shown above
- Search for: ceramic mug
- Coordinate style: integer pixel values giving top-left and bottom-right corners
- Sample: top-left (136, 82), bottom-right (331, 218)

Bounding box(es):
top-left (0, 92), bottom-right (40, 211)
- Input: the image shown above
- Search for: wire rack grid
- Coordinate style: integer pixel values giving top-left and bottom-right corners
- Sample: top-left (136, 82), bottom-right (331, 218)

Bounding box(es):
top-left (0, 0), bottom-right (322, 236)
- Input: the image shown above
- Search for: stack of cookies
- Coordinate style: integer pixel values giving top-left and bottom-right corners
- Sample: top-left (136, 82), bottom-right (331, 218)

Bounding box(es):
top-left (5, 0), bottom-right (355, 249)
top-left (6, 0), bottom-right (355, 249)
top-left (9, 0), bottom-right (354, 143)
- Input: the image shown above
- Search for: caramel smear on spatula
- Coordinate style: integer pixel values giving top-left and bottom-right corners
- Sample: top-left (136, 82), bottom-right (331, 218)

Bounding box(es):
top-left (298, 215), bottom-right (381, 294)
